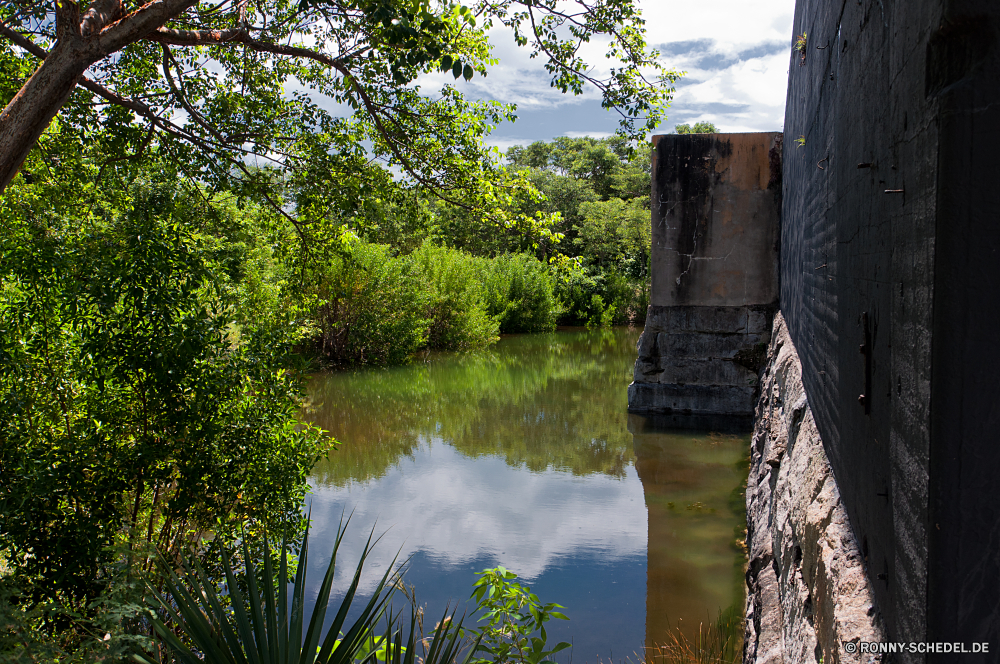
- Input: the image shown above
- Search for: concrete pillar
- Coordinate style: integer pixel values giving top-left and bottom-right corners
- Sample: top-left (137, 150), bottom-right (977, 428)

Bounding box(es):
top-left (628, 132), bottom-right (782, 426)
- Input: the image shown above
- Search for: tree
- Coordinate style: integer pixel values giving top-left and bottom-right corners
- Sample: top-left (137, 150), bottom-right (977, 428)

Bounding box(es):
top-left (0, 0), bottom-right (680, 204)
top-left (674, 121), bottom-right (718, 134)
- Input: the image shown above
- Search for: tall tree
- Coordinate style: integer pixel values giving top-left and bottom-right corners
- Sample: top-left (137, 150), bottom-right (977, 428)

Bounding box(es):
top-left (0, 0), bottom-right (679, 199)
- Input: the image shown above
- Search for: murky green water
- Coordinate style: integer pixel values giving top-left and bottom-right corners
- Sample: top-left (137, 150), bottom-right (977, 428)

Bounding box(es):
top-left (301, 328), bottom-right (748, 663)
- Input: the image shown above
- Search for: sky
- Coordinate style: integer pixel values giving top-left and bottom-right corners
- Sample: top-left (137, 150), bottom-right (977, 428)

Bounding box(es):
top-left (306, 440), bottom-right (647, 596)
top-left (418, 0), bottom-right (797, 150)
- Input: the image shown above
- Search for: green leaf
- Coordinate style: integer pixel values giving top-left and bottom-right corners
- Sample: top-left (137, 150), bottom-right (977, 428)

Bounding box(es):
top-left (463, 65), bottom-right (473, 81)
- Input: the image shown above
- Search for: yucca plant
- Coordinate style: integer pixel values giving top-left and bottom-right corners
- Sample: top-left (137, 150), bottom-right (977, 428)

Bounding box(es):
top-left (135, 517), bottom-right (479, 664)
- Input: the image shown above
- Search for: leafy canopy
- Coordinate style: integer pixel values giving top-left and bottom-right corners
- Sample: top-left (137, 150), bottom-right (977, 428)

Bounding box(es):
top-left (0, 180), bottom-right (326, 605)
top-left (1, 0), bottom-right (680, 235)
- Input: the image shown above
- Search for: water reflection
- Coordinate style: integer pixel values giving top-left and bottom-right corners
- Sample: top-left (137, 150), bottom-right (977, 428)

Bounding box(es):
top-left (630, 417), bottom-right (747, 651)
top-left (301, 328), bottom-right (747, 661)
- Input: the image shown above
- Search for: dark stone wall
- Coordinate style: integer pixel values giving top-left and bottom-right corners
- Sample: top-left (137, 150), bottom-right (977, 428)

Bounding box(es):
top-left (926, 0), bottom-right (1000, 651)
top-left (781, 0), bottom-right (1000, 655)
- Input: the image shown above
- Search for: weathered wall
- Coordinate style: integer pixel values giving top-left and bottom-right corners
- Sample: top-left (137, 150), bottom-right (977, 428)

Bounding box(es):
top-left (649, 133), bottom-right (782, 309)
top-left (779, 0), bottom-right (1000, 656)
top-left (629, 133), bottom-right (782, 422)
top-left (746, 313), bottom-right (883, 664)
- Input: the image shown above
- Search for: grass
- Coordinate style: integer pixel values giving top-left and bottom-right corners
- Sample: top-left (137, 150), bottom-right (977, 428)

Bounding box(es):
top-left (642, 605), bottom-right (743, 664)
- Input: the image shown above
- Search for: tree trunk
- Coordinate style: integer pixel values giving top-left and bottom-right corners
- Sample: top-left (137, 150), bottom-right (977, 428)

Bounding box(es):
top-left (0, 40), bottom-right (95, 191)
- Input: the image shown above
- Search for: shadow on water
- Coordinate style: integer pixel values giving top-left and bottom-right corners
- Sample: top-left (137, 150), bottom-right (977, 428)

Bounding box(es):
top-left (299, 328), bottom-right (748, 662)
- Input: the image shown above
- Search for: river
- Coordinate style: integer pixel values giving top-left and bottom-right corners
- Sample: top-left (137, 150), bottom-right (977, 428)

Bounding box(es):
top-left (300, 327), bottom-right (748, 663)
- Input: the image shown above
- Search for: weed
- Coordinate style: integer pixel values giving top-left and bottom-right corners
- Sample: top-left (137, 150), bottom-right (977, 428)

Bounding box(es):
top-left (794, 33), bottom-right (807, 64)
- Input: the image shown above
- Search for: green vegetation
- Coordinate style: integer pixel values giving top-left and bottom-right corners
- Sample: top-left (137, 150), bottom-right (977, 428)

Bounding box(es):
top-left (471, 568), bottom-right (570, 664)
top-left (794, 34), bottom-right (808, 66)
top-left (502, 136), bottom-right (654, 326)
top-left (141, 520), bottom-right (479, 664)
top-left (674, 122), bottom-right (719, 134)
top-left (140, 518), bottom-right (575, 664)
top-left (304, 239), bottom-right (559, 368)
top-left (0, 0), bottom-right (680, 196)
top-left (0, 0), bottom-right (688, 656)
top-left (0, 177), bottom-right (328, 657)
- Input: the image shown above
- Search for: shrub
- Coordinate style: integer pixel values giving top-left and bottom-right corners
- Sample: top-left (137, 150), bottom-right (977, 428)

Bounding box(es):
top-left (0, 186), bottom-right (325, 625)
top-left (603, 269), bottom-right (649, 325)
top-left (308, 237), bottom-right (431, 367)
top-left (552, 263), bottom-right (647, 327)
top-left (305, 241), bottom-right (563, 366)
top-left (470, 567), bottom-right (570, 664)
top-left (483, 253), bottom-right (559, 334)
top-left (408, 242), bottom-right (499, 351)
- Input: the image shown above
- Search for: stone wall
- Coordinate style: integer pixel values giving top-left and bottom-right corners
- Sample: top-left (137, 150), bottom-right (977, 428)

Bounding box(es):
top-left (745, 313), bottom-right (883, 664)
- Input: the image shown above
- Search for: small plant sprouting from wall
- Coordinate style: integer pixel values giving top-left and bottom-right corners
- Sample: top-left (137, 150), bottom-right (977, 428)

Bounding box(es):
top-left (794, 33), bottom-right (807, 65)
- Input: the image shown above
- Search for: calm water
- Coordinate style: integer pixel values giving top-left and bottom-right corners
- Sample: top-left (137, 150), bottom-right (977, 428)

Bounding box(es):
top-left (300, 328), bottom-right (748, 663)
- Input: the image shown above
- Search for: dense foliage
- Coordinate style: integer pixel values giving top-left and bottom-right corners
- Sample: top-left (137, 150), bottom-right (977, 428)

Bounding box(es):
top-left (503, 136), bottom-right (653, 326)
top-left (0, 172), bottom-right (328, 656)
top-left (303, 238), bottom-right (559, 367)
top-left (0, 0), bottom-right (679, 230)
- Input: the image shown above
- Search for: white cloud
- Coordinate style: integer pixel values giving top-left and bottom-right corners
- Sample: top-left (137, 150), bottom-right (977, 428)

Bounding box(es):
top-left (642, 1), bottom-right (793, 50)
top-left (303, 439), bottom-right (647, 597)
top-left (454, 0), bottom-right (796, 140)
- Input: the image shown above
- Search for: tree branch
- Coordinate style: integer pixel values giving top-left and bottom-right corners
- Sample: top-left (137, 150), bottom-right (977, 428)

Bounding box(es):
top-left (160, 42), bottom-right (232, 145)
top-left (80, 0), bottom-right (122, 36)
top-left (98, 0), bottom-right (199, 54)
top-left (148, 26), bottom-right (348, 69)
top-left (0, 21), bottom-right (47, 59)
top-left (146, 25), bottom-right (473, 208)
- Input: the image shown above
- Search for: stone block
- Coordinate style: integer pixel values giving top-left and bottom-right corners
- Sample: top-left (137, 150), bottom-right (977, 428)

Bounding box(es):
top-left (656, 331), bottom-right (770, 360)
top-left (654, 357), bottom-right (756, 387)
top-left (627, 381), bottom-right (757, 416)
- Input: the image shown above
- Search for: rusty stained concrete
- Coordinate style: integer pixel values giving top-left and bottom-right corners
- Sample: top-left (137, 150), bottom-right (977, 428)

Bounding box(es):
top-left (629, 133), bottom-right (782, 422)
top-left (650, 132), bottom-right (782, 309)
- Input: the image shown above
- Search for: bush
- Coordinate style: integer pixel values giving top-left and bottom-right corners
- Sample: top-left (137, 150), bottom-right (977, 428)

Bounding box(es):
top-left (305, 241), bottom-right (561, 366)
top-left (308, 237), bottom-right (432, 367)
top-left (603, 269), bottom-right (649, 325)
top-left (483, 253), bottom-right (559, 334)
top-left (0, 186), bottom-right (325, 611)
top-left (408, 242), bottom-right (499, 351)
top-left (552, 264), bottom-right (647, 327)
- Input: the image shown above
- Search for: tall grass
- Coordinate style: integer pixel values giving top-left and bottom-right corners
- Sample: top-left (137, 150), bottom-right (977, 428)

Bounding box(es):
top-left (643, 605), bottom-right (743, 664)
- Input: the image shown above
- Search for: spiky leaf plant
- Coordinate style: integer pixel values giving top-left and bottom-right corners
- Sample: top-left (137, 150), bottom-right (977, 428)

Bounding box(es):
top-left (135, 518), bottom-right (479, 664)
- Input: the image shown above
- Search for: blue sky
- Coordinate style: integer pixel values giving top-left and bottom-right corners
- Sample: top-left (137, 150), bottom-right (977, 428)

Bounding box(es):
top-left (419, 0), bottom-right (797, 148)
